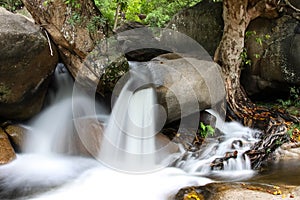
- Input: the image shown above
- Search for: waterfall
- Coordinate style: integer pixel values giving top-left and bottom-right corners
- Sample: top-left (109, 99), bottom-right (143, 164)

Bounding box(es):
top-left (24, 64), bottom-right (74, 155)
top-left (98, 63), bottom-right (167, 173)
top-left (175, 109), bottom-right (260, 180)
top-left (0, 63), bottom-right (262, 200)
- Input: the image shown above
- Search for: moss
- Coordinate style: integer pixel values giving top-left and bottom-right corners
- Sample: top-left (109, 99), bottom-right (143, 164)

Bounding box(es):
top-left (0, 84), bottom-right (11, 103)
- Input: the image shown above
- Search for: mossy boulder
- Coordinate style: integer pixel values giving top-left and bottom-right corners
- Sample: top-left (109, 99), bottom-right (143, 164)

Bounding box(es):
top-left (0, 7), bottom-right (58, 120)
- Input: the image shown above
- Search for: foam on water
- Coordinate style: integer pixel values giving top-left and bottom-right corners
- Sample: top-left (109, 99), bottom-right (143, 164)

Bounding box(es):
top-left (175, 110), bottom-right (260, 180)
top-left (29, 167), bottom-right (212, 200)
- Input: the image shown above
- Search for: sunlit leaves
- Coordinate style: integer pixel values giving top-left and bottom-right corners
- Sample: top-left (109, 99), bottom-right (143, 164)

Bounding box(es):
top-left (94, 0), bottom-right (201, 28)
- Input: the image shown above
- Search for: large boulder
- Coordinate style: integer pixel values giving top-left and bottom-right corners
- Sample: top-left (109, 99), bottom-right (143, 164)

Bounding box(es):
top-left (166, 1), bottom-right (223, 57)
top-left (242, 15), bottom-right (300, 99)
top-left (127, 54), bottom-right (226, 122)
top-left (0, 8), bottom-right (58, 120)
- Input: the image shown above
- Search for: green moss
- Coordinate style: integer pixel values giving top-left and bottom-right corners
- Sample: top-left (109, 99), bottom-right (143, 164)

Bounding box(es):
top-left (0, 84), bottom-right (11, 102)
top-left (0, 0), bottom-right (23, 12)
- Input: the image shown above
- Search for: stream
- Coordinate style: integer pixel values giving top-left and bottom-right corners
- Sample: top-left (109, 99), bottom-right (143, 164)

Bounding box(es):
top-left (0, 64), bottom-right (298, 200)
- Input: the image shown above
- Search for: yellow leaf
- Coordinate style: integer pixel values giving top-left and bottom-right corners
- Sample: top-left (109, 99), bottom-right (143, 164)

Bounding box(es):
top-left (278, 190), bottom-right (282, 195)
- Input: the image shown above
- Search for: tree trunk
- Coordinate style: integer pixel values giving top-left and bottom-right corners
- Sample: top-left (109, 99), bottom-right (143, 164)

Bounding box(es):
top-left (214, 0), bottom-right (299, 168)
top-left (214, 0), bottom-right (252, 123)
top-left (113, 3), bottom-right (121, 31)
top-left (22, 0), bottom-right (110, 82)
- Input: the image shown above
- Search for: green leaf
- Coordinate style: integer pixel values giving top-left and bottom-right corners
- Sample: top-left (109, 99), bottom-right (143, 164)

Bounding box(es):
top-left (255, 37), bottom-right (263, 46)
top-left (254, 53), bottom-right (260, 59)
top-left (207, 125), bottom-right (215, 136)
top-left (265, 34), bottom-right (271, 39)
top-left (200, 122), bottom-right (206, 131)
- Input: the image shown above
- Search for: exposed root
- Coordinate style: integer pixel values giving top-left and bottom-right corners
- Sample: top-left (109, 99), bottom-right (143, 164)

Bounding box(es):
top-left (43, 28), bottom-right (53, 56)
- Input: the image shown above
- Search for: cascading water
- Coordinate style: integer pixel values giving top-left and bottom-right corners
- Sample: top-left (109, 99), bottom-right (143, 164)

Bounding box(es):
top-left (175, 114), bottom-right (260, 180)
top-left (98, 69), bottom-right (157, 172)
top-left (0, 63), bottom-right (262, 200)
top-left (98, 62), bottom-right (174, 172)
top-left (0, 65), bottom-right (99, 199)
top-left (24, 64), bottom-right (74, 154)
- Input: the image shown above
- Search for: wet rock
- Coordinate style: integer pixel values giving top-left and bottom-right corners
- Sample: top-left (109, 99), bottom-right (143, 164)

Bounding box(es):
top-left (272, 142), bottom-right (300, 160)
top-left (175, 182), bottom-right (298, 200)
top-left (200, 111), bottom-right (217, 128)
top-left (210, 151), bottom-right (238, 170)
top-left (0, 7), bottom-right (58, 120)
top-left (3, 124), bottom-right (26, 152)
top-left (231, 140), bottom-right (243, 149)
top-left (242, 15), bottom-right (300, 99)
top-left (171, 129), bottom-right (196, 151)
top-left (60, 118), bottom-right (104, 157)
top-left (0, 128), bottom-right (16, 164)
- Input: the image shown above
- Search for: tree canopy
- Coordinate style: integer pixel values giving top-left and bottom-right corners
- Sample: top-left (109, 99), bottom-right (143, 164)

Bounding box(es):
top-left (94, 0), bottom-right (200, 28)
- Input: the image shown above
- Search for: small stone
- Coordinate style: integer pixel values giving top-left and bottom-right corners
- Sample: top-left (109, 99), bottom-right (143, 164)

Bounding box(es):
top-left (0, 128), bottom-right (16, 164)
top-left (4, 125), bottom-right (26, 152)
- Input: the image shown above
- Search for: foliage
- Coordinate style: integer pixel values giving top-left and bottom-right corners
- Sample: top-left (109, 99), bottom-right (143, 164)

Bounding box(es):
top-left (241, 48), bottom-right (251, 66)
top-left (0, 0), bottom-right (23, 12)
top-left (87, 15), bottom-right (106, 33)
top-left (287, 123), bottom-right (300, 141)
top-left (277, 86), bottom-right (300, 109)
top-left (94, 0), bottom-right (201, 28)
top-left (241, 31), bottom-right (271, 67)
top-left (68, 12), bottom-right (82, 26)
top-left (63, 0), bottom-right (106, 33)
top-left (197, 122), bottom-right (214, 138)
top-left (65, 0), bottom-right (81, 8)
top-left (141, 0), bottom-right (200, 27)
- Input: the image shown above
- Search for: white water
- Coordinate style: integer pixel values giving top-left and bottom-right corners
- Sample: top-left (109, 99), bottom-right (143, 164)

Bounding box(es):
top-left (176, 118), bottom-right (259, 180)
top-left (99, 83), bottom-right (157, 172)
top-left (98, 67), bottom-right (174, 173)
top-left (0, 64), bottom-right (261, 199)
top-left (24, 65), bottom-right (74, 155)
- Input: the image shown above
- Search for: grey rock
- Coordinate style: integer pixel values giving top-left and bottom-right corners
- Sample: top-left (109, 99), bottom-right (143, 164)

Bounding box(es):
top-left (0, 7), bottom-right (58, 120)
top-left (166, 1), bottom-right (223, 57)
top-left (149, 54), bottom-right (226, 122)
top-left (242, 16), bottom-right (300, 98)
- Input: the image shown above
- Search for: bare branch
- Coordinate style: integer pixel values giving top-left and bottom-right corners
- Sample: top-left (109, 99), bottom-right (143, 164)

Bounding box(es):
top-left (284, 0), bottom-right (300, 12)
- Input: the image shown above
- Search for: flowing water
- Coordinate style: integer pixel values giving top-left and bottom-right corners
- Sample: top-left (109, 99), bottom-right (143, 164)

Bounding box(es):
top-left (98, 72), bottom-right (158, 172)
top-left (0, 64), bottom-right (267, 199)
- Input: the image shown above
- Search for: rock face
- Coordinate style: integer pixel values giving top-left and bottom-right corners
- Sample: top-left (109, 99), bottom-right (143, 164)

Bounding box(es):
top-left (242, 15), bottom-right (300, 99)
top-left (166, 1), bottom-right (223, 56)
top-left (0, 128), bottom-right (16, 164)
top-left (0, 8), bottom-right (58, 120)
